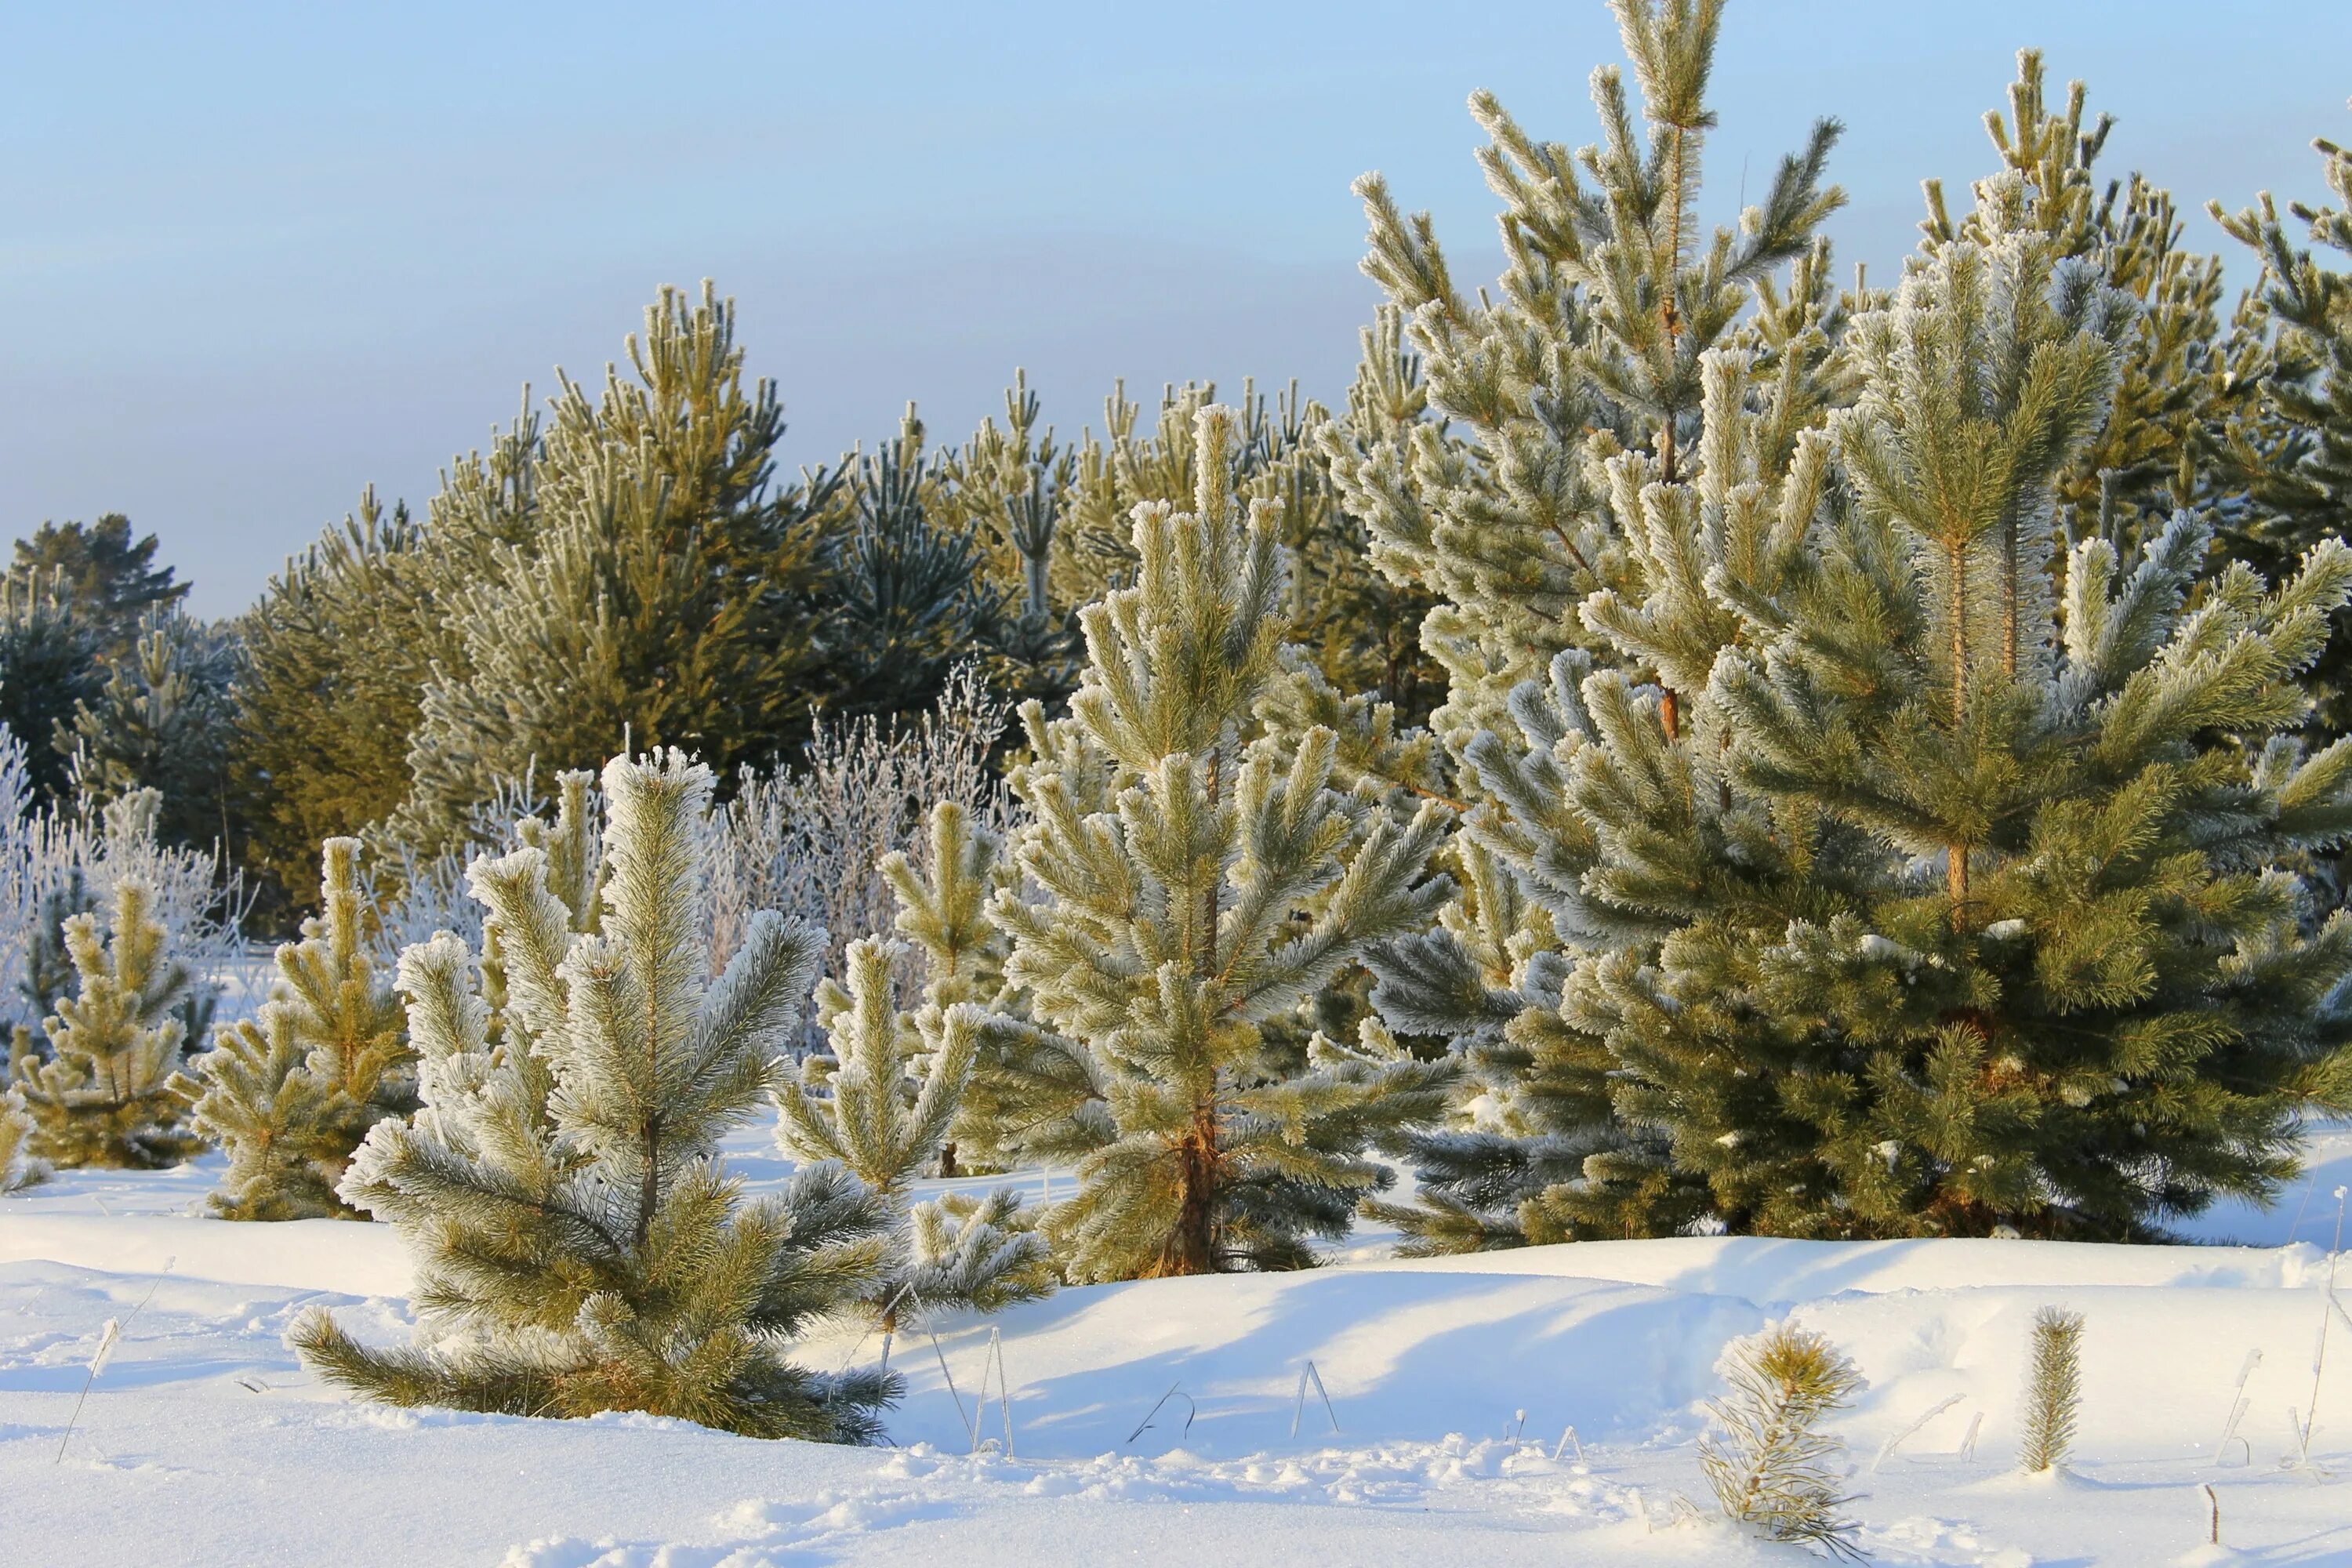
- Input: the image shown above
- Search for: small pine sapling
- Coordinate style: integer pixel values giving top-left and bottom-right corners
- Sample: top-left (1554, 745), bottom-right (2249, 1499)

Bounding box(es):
top-left (777, 935), bottom-right (1052, 1341)
top-left (2020, 1306), bottom-right (2085, 1474)
top-left (985, 405), bottom-right (1456, 1280)
top-left (292, 752), bottom-right (901, 1441)
top-left (177, 837), bottom-right (414, 1219)
top-left (880, 800), bottom-right (1012, 1176)
top-left (8, 878), bottom-right (202, 1168)
top-left (1700, 1322), bottom-right (1867, 1560)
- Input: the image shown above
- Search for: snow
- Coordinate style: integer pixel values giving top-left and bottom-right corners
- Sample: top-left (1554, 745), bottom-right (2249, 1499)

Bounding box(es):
top-left (5, 1123), bottom-right (2351, 1565)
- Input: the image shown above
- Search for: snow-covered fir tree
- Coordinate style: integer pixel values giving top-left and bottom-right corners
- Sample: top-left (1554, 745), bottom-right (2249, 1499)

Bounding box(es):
top-left (978, 403), bottom-right (1455, 1280)
top-left (177, 837), bottom-right (414, 1219)
top-left (7, 877), bottom-right (203, 1168)
top-left (293, 752), bottom-right (900, 1440)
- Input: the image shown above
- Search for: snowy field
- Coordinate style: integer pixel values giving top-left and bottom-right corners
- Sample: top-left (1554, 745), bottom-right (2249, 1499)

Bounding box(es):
top-left (5, 1123), bottom-right (2350, 1567)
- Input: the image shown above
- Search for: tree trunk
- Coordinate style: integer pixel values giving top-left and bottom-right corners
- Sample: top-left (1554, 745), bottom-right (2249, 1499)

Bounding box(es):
top-left (1161, 1113), bottom-right (1220, 1276)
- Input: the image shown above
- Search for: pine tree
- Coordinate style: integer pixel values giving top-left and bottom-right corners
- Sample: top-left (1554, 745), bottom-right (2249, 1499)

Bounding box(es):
top-left (2018, 1306), bottom-right (2084, 1473)
top-left (234, 474), bottom-right (512, 909)
top-left (0, 575), bottom-right (104, 804)
top-left (1338, 0), bottom-right (1850, 1247)
top-left (7, 514), bottom-right (187, 652)
top-left (880, 800), bottom-right (1023, 1174)
top-left (822, 409), bottom-right (1007, 721)
top-left (389, 282), bottom-right (848, 854)
top-left (776, 935), bottom-right (1051, 1339)
top-left (177, 837), bottom-right (413, 1220)
top-left (1925, 51), bottom-right (2240, 527)
top-left (1699, 1322), bottom-right (1864, 1559)
top-left (2212, 118), bottom-right (2352, 753)
top-left (7, 877), bottom-right (203, 1169)
top-left (292, 751), bottom-right (899, 1441)
top-left (1560, 198), bottom-right (2352, 1240)
top-left (981, 404), bottom-right (1455, 1280)
top-left (64, 607), bottom-right (240, 854)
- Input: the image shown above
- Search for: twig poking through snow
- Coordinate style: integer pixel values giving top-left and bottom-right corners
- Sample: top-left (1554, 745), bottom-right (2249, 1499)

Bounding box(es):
top-left (927, 1327), bottom-right (972, 1446)
top-left (967, 1327), bottom-right (1015, 1457)
top-left (2212, 1349), bottom-right (2260, 1467)
top-left (55, 1256), bottom-right (172, 1464)
top-left (1288, 1361), bottom-right (1340, 1439)
top-left (1553, 1425), bottom-right (1585, 1462)
top-left (2292, 1187), bottom-right (2347, 1472)
top-left (2203, 1482), bottom-right (2220, 1547)
top-left (1126, 1381), bottom-right (1196, 1446)
top-left (1873, 1394), bottom-right (1964, 1472)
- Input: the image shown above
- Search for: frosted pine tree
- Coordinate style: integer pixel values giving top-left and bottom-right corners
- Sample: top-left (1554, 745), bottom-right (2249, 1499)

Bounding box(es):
top-left (293, 752), bottom-right (900, 1440)
top-left (391, 283), bottom-right (847, 853)
top-left (177, 838), bottom-right (414, 1219)
top-left (776, 935), bottom-right (1051, 1344)
top-left (1337, 0), bottom-right (1853, 1247)
top-left (2214, 115), bottom-right (2352, 843)
top-left (878, 800), bottom-right (1079, 1177)
top-left (1610, 200), bottom-right (2352, 1237)
top-left (982, 404), bottom-right (1454, 1279)
top-left (1700, 1323), bottom-right (1864, 1559)
top-left (8, 878), bottom-right (203, 1168)
top-left (64, 606), bottom-right (239, 852)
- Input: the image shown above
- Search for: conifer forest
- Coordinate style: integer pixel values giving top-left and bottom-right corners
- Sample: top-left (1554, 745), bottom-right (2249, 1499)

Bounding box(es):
top-left (7, 3), bottom-right (2352, 1563)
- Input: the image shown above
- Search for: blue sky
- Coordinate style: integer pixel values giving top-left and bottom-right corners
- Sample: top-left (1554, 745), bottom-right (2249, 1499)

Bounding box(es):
top-left (6, 2), bottom-right (2348, 616)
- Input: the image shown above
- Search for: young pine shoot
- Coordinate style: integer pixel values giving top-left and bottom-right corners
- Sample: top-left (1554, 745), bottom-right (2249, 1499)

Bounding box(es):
top-left (1700, 1322), bottom-right (1867, 1560)
top-left (2019, 1306), bottom-right (2085, 1474)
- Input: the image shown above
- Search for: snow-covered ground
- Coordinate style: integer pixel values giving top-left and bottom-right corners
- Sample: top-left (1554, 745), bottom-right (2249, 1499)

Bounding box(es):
top-left (5, 1123), bottom-right (2350, 1566)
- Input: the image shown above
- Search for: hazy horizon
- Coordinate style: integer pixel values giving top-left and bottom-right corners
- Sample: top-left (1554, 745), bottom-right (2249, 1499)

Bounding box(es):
top-left (8, 1), bottom-right (2348, 618)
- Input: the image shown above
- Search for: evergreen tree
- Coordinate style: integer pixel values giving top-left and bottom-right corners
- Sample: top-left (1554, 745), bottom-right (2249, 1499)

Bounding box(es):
top-left (1355, 9), bottom-right (2352, 1246)
top-left (822, 409), bottom-right (1007, 721)
top-left (392, 284), bottom-right (847, 852)
top-left (980, 404), bottom-right (1455, 1280)
top-left (292, 751), bottom-right (899, 1441)
top-left (777, 935), bottom-right (1051, 1339)
top-left (64, 607), bottom-right (240, 854)
top-left (177, 837), bottom-right (413, 1219)
top-left (8, 514), bottom-right (187, 652)
top-left (0, 575), bottom-right (104, 803)
top-left (1523, 202), bottom-right (2352, 1241)
top-left (234, 474), bottom-right (514, 909)
top-left (1700, 1323), bottom-right (1864, 1559)
top-left (879, 800), bottom-right (1023, 1174)
top-left (2212, 117), bottom-right (2352, 750)
top-left (1686, 208), bottom-right (2351, 1237)
top-left (2018, 1306), bottom-right (2085, 1473)
top-left (7, 877), bottom-right (203, 1169)
top-left (18, 869), bottom-right (95, 1028)
top-left (1338, 0), bottom-right (1850, 1247)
